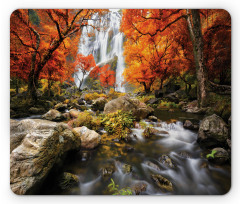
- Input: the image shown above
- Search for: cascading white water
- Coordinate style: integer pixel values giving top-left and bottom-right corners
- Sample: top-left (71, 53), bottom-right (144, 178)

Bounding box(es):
top-left (77, 9), bottom-right (125, 92)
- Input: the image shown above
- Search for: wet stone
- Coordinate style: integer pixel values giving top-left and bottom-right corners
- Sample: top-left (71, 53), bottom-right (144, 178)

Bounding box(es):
top-left (122, 164), bottom-right (133, 174)
top-left (132, 182), bottom-right (148, 195)
top-left (151, 174), bottom-right (173, 192)
top-left (159, 155), bottom-right (175, 168)
top-left (101, 163), bottom-right (116, 177)
top-left (144, 161), bottom-right (161, 171)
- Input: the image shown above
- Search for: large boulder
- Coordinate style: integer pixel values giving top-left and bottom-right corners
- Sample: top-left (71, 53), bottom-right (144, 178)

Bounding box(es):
top-left (73, 126), bottom-right (101, 149)
top-left (42, 109), bottom-right (64, 121)
top-left (92, 97), bottom-right (108, 111)
top-left (103, 95), bottom-right (154, 120)
top-left (198, 114), bottom-right (229, 148)
top-left (10, 119), bottom-right (81, 195)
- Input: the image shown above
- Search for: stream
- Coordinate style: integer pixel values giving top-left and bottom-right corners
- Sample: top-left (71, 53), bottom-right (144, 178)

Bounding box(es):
top-left (40, 109), bottom-right (231, 195)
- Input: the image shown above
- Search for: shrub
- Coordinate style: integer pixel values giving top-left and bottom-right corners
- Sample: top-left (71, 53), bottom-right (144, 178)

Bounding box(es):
top-left (84, 92), bottom-right (107, 101)
top-left (108, 178), bottom-right (132, 195)
top-left (72, 111), bottom-right (102, 131)
top-left (107, 88), bottom-right (126, 100)
top-left (137, 95), bottom-right (154, 103)
top-left (101, 110), bottom-right (135, 139)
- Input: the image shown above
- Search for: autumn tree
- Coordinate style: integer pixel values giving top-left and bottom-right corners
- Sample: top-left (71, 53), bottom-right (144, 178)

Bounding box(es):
top-left (10, 9), bottom-right (108, 100)
top-left (74, 53), bottom-right (98, 90)
top-left (121, 9), bottom-right (231, 107)
top-left (90, 64), bottom-right (116, 88)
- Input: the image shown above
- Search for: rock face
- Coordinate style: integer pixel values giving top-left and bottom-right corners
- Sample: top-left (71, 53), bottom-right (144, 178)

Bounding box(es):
top-left (92, 97), bottom-right (108, 111)
top-left (198, 114), bottom-right (229, 148)
top-left (42, 109), bottom-right (64, 121)
top-left (73, 126), bottom-right (101, 149)
top-left (10, 119), bottom-right (81, 195)
top-left (103, 95), bottom-right (153, 120)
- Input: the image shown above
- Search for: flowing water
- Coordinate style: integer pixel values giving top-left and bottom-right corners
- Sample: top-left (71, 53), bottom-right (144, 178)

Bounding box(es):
top-left (41, 110), bottom-right (231, 195)
top-left (77, 9), bottom-right (125, 92)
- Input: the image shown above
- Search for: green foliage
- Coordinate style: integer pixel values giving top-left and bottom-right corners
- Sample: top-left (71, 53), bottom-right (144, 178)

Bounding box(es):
top-left (73, 111), bottom-right (102, 131)
top-left (107, 88), bottom-right (126, 100)
top-left (137, 95), bottom-right (155, 103)
top-left (101, 110), bottom-right (135, 139)
top-left (206, 150), bottom-right (217, 159)
top-left (108, 179), bottom-right (132, 195)
top-left (139, 120), bottom-right (148, 129)
top-left (158, 100), bottom-right (178, 109)
top-left (39, 79), bottom-right (62, 96)
top-left (84, 92), bottom-right (107, 101)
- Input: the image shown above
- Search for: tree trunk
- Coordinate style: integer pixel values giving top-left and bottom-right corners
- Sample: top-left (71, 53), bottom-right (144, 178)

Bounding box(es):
top-left (186, 9), bottom-right (208, 108)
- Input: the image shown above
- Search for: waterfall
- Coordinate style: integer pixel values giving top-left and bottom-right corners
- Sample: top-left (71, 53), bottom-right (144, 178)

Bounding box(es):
top-left (77, 9), bottom-right (125, 92)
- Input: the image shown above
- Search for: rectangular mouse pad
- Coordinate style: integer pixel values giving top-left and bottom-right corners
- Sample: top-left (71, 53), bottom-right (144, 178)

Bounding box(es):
top-left (10, 9), bottom-right (231, 195)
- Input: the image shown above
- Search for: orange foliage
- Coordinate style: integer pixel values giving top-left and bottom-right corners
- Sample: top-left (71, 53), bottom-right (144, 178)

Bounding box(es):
top-left (121, 9), bottom-right (231, 92)
top-left (10, 9), bottom-right (108, 97)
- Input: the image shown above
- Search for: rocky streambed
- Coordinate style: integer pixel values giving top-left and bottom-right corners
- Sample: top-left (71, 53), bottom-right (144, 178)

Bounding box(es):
top-left (10, 95), bottom-right (231, 195)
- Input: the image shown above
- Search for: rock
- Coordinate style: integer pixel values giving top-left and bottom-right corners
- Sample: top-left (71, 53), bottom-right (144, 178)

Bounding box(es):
top-left (92, 97), bottom-right (108, 111)
top-left (144, 161), bottom-right (161, 171)
top-left (177, 151), bottom-right (192, 159)
top-left (151, 174), bottom-right (173, 192)
top-left (159, 155), bottom-right (175, 168)
top-left (148, 115), bottom-right (158, 122)
top-left (10, 119), bottom-right (81, 195)
top-left (198, 114), bottom-right (229, 148)
top-left (103, 95), bottom-right (154, 120)
top-left (132, 183), bottom-right (147, 195)
top-left (164, 92), bottom-right (179, 103)
top-left (183, 120), bottom-right (198, 130)
top-left (62, 112), bottom-right (71, 120)
top-left (69, 109), bottom-right (81, 118)
top-left (54, 103), bottom-right (68, 112)
top-left (101, 162), bottom-right (115, 177)
top-left (227, 139), bottom-right (231, 149)
top-left (183, 100), bottom-right (208, 114)
top-left (178, 101), bottom-right (187, 108)
top-left (58, 172), bottom-right (79, 190)
top-left (10, 119), bottom-right (31, 152)
top-left (207, 147), bottom-right (229, 165)
top-left (143, 127), bottom-right (162, 138)
top-left (28, 107), bottom-right (45, 114)
top-left (42, 109), bottom-right (64, 121)
top-left (122, 164), bottom-right (133, 174)
top-left (77, 98), bottom-right (85, 105)
top-left (148, 98), bottom-right (160, 105)
top-left (73, 126), bottom-right (101, 149)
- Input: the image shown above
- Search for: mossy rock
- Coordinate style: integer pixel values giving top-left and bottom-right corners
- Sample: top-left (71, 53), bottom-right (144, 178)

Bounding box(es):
top-left (58, 172), bottom-right (79, 190)
top-left (151, 174), bottom-right (173, 192)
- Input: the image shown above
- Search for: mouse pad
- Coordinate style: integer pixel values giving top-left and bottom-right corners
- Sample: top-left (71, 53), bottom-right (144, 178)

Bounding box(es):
top-left (10, 9), bottom-right (231, 195)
